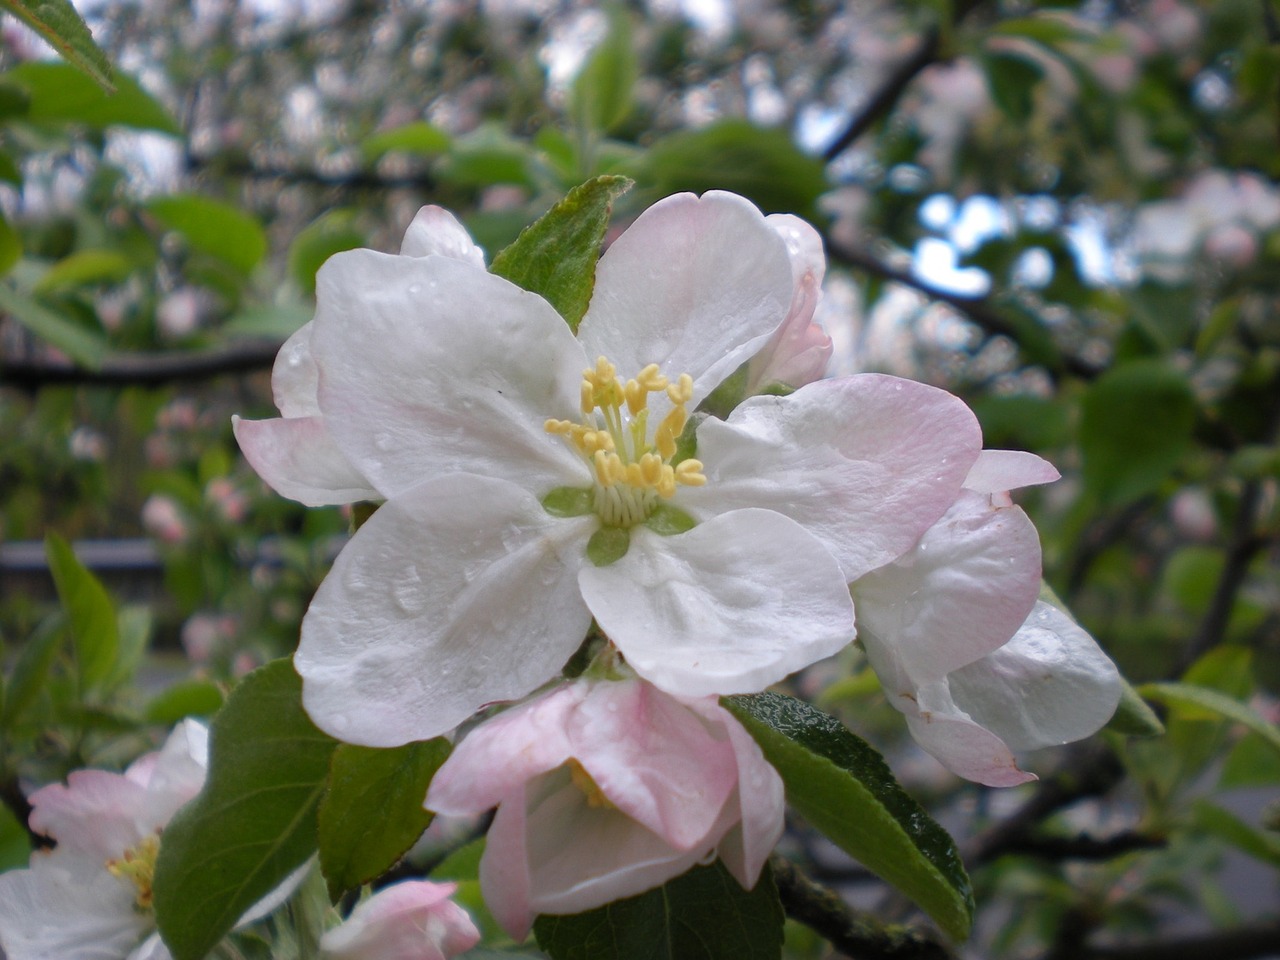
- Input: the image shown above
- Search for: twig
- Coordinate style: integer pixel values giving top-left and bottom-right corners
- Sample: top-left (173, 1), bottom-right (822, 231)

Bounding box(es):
top-left (769, 854), bottom-right (956, 960)
top-left (989, 829), bottom-right (1164, 862)
top-left (1, 340), bottom-right (282, 390)
top-left (822, 0), bottom-right (988, 162)
top-left (964, 741), bottom-right (1125, 867)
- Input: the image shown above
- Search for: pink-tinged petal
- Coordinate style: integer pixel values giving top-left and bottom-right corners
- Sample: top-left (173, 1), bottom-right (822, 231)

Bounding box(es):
top-left (578, 191), bottom-right (794, 411)
top-left (478, 788), bottom-right (535, 940)
top-left (518, 769), bottom-right (713, 924)
top-left (0, 851), bottom-right (149, 960)
top-left (950, 601), bottom-right (1121, 752)
top-left (569, 680), bottom-right (737, 848)
top-left (312, 251), bottom-right (588, 500)
top-left (134, 720), bottom-right (208, 833)
top-left (852, 492), bottom-right (1043, 685)
top-left (399, 206), bottom-right (486, 268)
top-left (127, 933), bottom-right (172, 960)
top-left (233, 415), bottom-right (379, 507)
top-left (746, 214), bottom-right (832, 393)
top-left (319, 880), bottom-right (480, 960)
top-left (426, 685), bottom-right (583, 814)
top-left (582, 511), bottom-right (854, 698)
top-left (964, 449), bottom-right (1059, 495)
top-left (296, 474), bottom-right (594, 745)
top-left (271, 322), bottom-right (320, 418)
top-left (28, 772), bottom-right (147, 860)
top-left (904, 707), bottom-right (1037, 788)
top-left (682, 375), bottom-right (981, 580)
top-left (688, 699), bottom-right (784, 889)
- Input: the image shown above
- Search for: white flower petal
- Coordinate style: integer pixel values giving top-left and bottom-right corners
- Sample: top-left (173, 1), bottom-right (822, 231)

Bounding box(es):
top-left (963, 449), bottom-right (1059, 495)
top-left (580, 510), bottom-right (854, 698)
top-left (126, 933), bottom-right (172, 960)
top-left (312, 251), bottom-right (588, 499)
top-left (233, 415), bottom-right (379, 507)
top-left (852, 492), bottom-right (1043, 685)
top-left (296, 475), bottom-right (595, 745)
top-left (578, 191), bottom-right (794, 410)
top-left (399, 206), bottom-right (486, 267)
top-left (949, 601), bottom-right (1121, 752)
top-left (319, 880), bottom-right (479, 960)
top-left (0, 852), bottom-right (149, 960)
top-left (683, 375), bottom-right (981, 579)
top-left (271, 322), bottom-right (320, 418)
top-left (904, 709), bottom-right (1037, 788)
top-left (133, 719), bottom-right (208, 834)
top-left (28, 773), bottom-right (147, 861)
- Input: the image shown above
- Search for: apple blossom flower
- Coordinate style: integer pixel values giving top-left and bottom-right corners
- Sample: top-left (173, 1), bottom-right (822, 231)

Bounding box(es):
top-left (249, 191), bottom-right (983, 747)
top-left (425, 675), bottom-right (783, 940)
top-left (319, 881), bottom-right (479, 960)
top-left (0, 721), bottom-right (209, 960)
top-left (851, 450), bottom-right (1121, 785)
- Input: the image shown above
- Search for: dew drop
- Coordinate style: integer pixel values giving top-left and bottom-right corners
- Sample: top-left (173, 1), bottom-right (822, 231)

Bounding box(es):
top-left (408, 283), bottom-right (421, 296)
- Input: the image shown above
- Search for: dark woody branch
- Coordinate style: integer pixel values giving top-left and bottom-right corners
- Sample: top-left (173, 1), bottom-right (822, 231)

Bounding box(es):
top-left (1, 340), bottom-right (282, 390)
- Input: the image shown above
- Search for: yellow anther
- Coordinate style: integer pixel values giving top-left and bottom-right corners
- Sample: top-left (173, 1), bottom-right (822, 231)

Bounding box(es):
top-left (675, 459), bottom-right (707, 487)
top-left (593, 449), bottom-right (615, 487)
top-left (624, 462), bottom-right (644, 487)
top-left (636, 363), bottom-right (668, 392)
top-left (666, 373), bottom-right (694, 405)
top-left (624, 378), bottom-right (648, 416)
top-left (640, 452), bottom-right (663, 485)
top-left (656, 465), bottom-right (677, 498)
top-left (545, 419), bottom-right (574, 435)
top-left (568, 758), bottom-right (615, 810)
top-left (580, 379), bottom-right (595, 414)
top-left (106, 833), bottom-right (160, 912)
top-left (593, 356), bottom-right (617, 383)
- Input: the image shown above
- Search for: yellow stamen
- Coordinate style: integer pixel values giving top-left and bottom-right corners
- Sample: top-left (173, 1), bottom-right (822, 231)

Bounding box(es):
top-left (568, 758), bottom-right (615, 810)
top-left (106, 833), bottom-right (161, 912)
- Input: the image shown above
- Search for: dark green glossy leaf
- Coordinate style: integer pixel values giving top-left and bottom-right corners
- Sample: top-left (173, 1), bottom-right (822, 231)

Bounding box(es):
top-left (148, 195), bottom-right (268, 275)
top-left (2, 62), bottom-right (176, 132)
top-left (153, 659), bottom-right (338, 960)
top-left (1079, 359), bottom-right (1196, 506)
top-left (0, 0), bottom-right (113, 90)
top-left (319, 738), bottom-right (451, 899)
top-left (534, 860), bottom-right (783, 960)
top-left (641, 120), bottom-right (827, 218)
top-left (45, 533), bottom-right (118, 691)
top-left (725, 692), bottom-right (972, 941)
top-left (491, 175), bottom-right (632, 331)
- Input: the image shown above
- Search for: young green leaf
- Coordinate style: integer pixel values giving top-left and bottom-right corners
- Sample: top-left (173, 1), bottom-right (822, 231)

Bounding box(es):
top-left (570, 5), bottom-right (636, 135)
top-left (1138, 682), bottom-right (1280, 757)
top-left (1, 62), bottom-right (176, 132)
top-left (0, 283), bottom-right (106, 368)
top-left (318, 738), bottom-right (452, 899)
top-left (534, 860), bottom-right (784, 960)
top-left (725, 692), bottom-right (973, 941)
top-left (0, 0), bottom-right (113, 90)
top-left (490, 175), bottom-right (633, 331)
top-left (147, 195), bottom-right (269, 275)
top-left (153, 659), bottom-right (338, 960)
top-left (1, 614), bottom-right (64, 726)
top-left (44, 533), bottom-right (118, 692)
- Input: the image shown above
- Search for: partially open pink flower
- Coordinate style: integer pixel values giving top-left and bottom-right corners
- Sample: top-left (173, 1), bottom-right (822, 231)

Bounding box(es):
top-left (426, 676), bottom-right (784, 940)
top-left (0, 721), bottom-right (208, 960)
top-left (320, 881), bottom-right (479, 960)
top-left (852, 450), bottom-right (1120, 786)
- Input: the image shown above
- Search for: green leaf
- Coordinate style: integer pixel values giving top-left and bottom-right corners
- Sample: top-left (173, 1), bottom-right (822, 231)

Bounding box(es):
top-left (1220, 731), bottom-right (1280, 789)
top-left (286, 208), bottom-right (366, 296)
top-left (1079, 359), bottom-right (1196, 506)
top-left (541, 486), bottom-right (595, 518)
top-left (2, 62), bottom-right (176, 132)
top-left (0, 800), bottom-right (31, 871)
top-left (0, 211), bottom-right (20, 276)
top-left (725, 692), bottom-right (973, 941)
top-left (490, 175), bottom-right (632, 331)
top-left (223, 303), bottom-right (312, 338)
top-left (45, 533), bottom-right (118, 692)
top-left (0, 282), bottom-right (106, 368)
top-left (1137, 682), bottom-right (1280, 757)
top-left (362, 121), bottom-right (451, 162)
top-left (0, 0), bottom-right (113, 90)
top-left (641, 120), bottom-right (827, 218)
top-left (318, 738), bottom-right (451, 899)
top-left (1, 615), bottom-right (64, 726)
top-left (1193, 801), bottom-right (1280, 869)
top-left (570, 5), bottom-right (636, 135)
top-left (586, 525), bottom-right (629, 566)
top-left (1106, 677), bottom-right (1165, 738)
top-left (148, 195), bottom-right (268, 275)
top-left (982, 53), bottom-right (1044, 122)
top-left (34, 249), bottom-right (133, 292)
top-left (105, 604), bottom-right (151, 692)
top-left (534, 860), bottom-right (783, 960)
top-left (153, 659), bottom-right (338, 960)
top-left (143, 679), bottom-right (225, 725)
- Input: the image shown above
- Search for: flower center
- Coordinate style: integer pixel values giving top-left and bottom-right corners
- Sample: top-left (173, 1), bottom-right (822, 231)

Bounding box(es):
top-left (106, 833), bottom-right (161, 912)
top-left (567, 758), bottom-right (615, 810)
top-left (545, 356), bottom-right (706, 527)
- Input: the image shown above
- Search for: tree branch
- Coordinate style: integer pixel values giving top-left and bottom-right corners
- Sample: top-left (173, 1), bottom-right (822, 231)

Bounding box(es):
top-left (770, 854), bottom-right (956, 960)
top-left (989, 829), bottom-right (1165, 862)
top-left (1, 340), bottom-right (282, 390)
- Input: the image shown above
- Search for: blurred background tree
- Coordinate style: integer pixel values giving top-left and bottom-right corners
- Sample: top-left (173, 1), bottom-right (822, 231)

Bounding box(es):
top-left (0, 1), bottom-right (1278, 958)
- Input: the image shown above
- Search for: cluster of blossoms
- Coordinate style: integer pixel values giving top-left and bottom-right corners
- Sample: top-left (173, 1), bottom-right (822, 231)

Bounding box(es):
top-left (232, 189), bottom-right (1121, 929)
